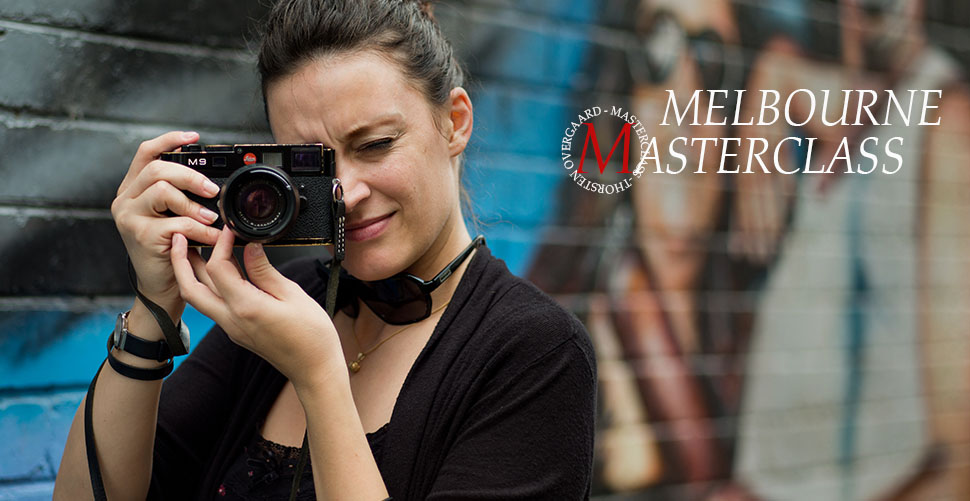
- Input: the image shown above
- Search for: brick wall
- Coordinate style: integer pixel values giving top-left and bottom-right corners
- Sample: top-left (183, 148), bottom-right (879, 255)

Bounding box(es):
top-left (3, 0), bottom-right (970, 499)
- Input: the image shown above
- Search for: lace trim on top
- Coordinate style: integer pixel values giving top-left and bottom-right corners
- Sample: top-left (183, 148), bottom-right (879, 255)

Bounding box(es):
top-left (215, 423), bottom-right (389, 499)
top-left (255, 422), bottom-right (388, 462)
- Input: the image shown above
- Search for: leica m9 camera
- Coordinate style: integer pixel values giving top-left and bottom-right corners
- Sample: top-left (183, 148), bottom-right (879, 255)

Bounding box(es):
top-left (161, 143), bottom-right (336, 245)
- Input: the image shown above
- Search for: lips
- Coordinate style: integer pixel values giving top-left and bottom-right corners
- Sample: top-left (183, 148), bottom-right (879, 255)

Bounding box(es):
top-left (346, 213), bottom-right (393, 242)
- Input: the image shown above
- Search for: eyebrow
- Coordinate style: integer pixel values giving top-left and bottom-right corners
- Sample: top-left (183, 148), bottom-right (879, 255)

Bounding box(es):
top-left (339, 112), bottom-right (406, 144)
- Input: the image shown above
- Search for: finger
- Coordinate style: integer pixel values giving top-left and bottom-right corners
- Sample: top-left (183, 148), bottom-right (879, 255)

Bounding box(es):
top-left (210, 227), bottom-right (247, 278)
top-left (187, 247), bottom-right (219, 294)
top-left (206, 227), bottom-right (257, 303)
top-left (120, 131), bottom-right (200, 195)
top-left (125, 160), bottom-right (220, 201)
top-left (152, 216), bottom-right (222, 247)
top-left (136, 180), bottom-right (219, 224)
top-left (243, 243), bottom-right (294, 299)
top-left (171, 233), bottom-right (230, 325)
top-left (210, 225), bottom-right (236, 263)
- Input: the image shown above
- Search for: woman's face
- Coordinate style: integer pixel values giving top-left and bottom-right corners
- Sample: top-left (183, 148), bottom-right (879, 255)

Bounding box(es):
top-left (265, 51), bottom-right (472, 281)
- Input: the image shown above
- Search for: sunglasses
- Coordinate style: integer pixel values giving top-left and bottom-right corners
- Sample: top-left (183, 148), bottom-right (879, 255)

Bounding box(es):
top-left (320, 235), bottom-right (485, 325)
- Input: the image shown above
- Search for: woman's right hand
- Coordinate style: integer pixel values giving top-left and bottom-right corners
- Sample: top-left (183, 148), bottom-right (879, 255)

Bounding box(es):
top-left (111, 131), bottom-right (223, 317)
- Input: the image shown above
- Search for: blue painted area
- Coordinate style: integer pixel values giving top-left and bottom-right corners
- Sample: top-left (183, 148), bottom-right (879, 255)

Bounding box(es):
top-left (472, 85), bottom-right (573, 157)
top-left (548, 24), bottom-right (595, 87)
top-left (0, 306), bottom-right (215, 390)
top-left (468, 82), bottom-right (589, 266)
top-left (0, 481), bottom-right (54, 501)
top-left (468, 18), bottom-right (592, 91)
top-left (458, 2), bottom-right (595, 272)
top-left (0, 306), bottom-right (214, 487)
top-left (0, 399), bottom-right (51, 479)
top-left (472, 24), bottom-right (557, 87)
top-left (0, 391), bottom-right (81, 482)
top-left (482, 233), bottom-right (546, 278)
top-left (518, 0), bottom-right (598, 24)
top-left (465, 154), bottom-right (562, 227)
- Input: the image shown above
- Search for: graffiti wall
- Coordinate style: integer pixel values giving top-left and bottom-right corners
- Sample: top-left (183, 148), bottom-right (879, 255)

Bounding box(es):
top-left (530, 0), bottom-right (970, 499)
top-left (1, 0), bottom-right (969, 499)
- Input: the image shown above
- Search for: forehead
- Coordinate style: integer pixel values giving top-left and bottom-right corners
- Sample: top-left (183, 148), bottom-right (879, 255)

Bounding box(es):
top-left (265, 51), bottom-right (432, 143)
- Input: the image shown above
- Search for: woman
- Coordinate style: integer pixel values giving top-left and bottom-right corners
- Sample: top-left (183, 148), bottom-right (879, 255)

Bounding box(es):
top-left (53, 1), bottom-right (596, 499)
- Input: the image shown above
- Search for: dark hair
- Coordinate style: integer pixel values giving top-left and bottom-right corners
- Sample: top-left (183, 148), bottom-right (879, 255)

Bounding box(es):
top-left (257, 0), bottom-right (464, 110)
top-left (256, 0), bottom-right (477, 223)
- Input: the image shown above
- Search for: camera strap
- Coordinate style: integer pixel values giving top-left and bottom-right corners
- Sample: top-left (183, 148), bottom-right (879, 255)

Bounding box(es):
top-left (287, 179), bottom-right (346, 501)
top-left (127, 259), bottom-right (190, 356)
top-left (83, 362), bottom-right (108, 500)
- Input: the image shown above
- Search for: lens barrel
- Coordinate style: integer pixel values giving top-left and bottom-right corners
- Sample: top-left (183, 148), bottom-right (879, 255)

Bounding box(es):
top-left (219, 164), bottom-right (301, 243)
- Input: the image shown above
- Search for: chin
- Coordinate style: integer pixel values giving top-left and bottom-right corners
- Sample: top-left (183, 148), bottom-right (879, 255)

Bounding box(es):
top-left (342, 244), bottom-right (410, 281)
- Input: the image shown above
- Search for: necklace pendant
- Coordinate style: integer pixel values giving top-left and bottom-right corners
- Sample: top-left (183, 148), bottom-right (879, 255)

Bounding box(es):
top-left (349, 353), bottom-right (365, 373)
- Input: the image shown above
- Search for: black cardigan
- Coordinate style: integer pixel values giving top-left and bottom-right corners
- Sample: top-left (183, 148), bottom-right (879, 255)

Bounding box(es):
top-left (148, 246), bottom-right (596, 500)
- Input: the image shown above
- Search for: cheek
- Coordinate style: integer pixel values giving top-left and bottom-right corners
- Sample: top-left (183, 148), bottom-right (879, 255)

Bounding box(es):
top-left (367, 156), bottom-right (421, 206)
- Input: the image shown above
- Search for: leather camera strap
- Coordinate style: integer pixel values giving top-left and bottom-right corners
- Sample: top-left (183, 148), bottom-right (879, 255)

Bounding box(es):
top-left (288, 186), bottom-right (345, 501)
top-left (127, 259), bottom-right (189, 356)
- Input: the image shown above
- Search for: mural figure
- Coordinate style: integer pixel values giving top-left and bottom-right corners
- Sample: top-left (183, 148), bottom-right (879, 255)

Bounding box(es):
top-left (532, 0), bottom-right (970, 499)
top-left (730, 1), bottom-right (970, 500)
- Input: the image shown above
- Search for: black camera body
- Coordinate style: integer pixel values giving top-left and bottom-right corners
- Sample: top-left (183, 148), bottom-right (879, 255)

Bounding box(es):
top-left (161, 143), bottom-right (336, 246)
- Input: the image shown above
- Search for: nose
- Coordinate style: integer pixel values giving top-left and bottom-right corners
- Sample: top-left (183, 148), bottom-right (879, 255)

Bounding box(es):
top-left (335, 160), bottom-right (371, 216)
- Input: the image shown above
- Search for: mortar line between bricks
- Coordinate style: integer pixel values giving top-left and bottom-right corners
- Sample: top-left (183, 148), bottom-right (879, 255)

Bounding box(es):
top-left (0, 477), bottom-right (56, 487)
top-left (452, 2), bottom-right (630, 47)
top-left (0, 205), bottom-right (111, 220)
top-left (0, 295), bottom-right (133, 311)
top-left (0, 387), bottom-right (86, 405)
top-left (0, 108), bottom-right (270, 138)
top-left (0, 19), bottom-right (255, 61)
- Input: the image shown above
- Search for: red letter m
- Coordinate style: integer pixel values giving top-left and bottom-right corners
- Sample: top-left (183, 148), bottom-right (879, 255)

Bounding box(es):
top-left (578, 122), bottom-right (632, 174)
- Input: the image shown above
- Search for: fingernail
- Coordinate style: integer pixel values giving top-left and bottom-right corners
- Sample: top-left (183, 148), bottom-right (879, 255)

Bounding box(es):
top-left (249, 243), bottom-right (264, 256)
top-left (200, 207), bottom-right (218, 222)
top-left (203, 179), bottom-right (219, 195)
top-left (182, 131), bottom-right (198, 141)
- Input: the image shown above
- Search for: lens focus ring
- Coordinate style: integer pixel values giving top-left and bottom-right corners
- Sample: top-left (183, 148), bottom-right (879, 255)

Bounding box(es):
top-left (220, 165), bottom-right (301, 243)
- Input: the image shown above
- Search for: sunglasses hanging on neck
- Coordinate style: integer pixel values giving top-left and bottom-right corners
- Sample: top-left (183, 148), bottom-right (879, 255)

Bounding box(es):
top-left (317, 235), bottom-right (485, 325)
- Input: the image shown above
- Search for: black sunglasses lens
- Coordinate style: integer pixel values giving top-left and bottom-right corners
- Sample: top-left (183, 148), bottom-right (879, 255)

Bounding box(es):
top-left (358, 278), bottom-right (430, 324)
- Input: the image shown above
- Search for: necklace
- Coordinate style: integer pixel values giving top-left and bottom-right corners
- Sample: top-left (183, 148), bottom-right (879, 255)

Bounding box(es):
top-left (347, 299), bottom-right (451, 374)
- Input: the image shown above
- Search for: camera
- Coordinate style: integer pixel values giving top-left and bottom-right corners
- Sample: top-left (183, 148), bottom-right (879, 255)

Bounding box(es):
top-left (161, 143), bottom-right (336, 246)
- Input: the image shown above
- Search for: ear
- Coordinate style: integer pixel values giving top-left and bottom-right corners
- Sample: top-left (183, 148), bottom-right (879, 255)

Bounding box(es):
top-left (446, 87), bottom-right (473, 157)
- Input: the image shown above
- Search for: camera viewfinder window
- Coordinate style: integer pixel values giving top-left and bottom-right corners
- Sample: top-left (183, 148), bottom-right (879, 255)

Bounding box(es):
top-left (291, 148), bottom-right (322, 173)
top-left (262, 152), bottom-right (283, 167)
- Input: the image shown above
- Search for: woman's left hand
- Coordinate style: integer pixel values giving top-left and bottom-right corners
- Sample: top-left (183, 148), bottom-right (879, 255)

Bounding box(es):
top-left (170, 227), bottom-right (345, 389)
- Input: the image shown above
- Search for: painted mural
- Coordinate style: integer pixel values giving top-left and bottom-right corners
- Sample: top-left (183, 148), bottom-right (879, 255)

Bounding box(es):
top-left (1, 0), bottom-right (969, 499)
top-left (528, 0), bottom-right (970, 499)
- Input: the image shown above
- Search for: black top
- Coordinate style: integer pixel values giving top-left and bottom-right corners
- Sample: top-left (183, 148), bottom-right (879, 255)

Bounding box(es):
top-left (148, 246), bottom-right (597, 500)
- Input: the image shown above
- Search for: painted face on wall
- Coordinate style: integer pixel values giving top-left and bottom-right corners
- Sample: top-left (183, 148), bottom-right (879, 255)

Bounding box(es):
top-left (854, 0), bottom-right (914, 72)
top-left (265, 50), bottom-right (467, 281)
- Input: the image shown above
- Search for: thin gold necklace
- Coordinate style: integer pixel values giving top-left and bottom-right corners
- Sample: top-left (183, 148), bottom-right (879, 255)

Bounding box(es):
top-left (347, 300), bottom-right (451, 374)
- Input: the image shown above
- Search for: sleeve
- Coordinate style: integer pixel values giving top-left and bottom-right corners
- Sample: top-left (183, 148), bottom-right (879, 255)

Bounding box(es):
top-left (426, 335), bottom-right (597, 500)
top-left (148, 325), bottom-right (240, 500)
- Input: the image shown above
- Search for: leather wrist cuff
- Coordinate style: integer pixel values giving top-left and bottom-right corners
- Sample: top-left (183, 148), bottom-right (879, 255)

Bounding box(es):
top-left (113, 310), bottom-right (175, 361)
top-left (105, 333), bottom-right (173, 381)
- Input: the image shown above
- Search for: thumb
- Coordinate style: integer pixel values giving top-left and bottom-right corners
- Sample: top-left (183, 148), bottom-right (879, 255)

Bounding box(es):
top-left (243, 243), bottom-right (292, 298)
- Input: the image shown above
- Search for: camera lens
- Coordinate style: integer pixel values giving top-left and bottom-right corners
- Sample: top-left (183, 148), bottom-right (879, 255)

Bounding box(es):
top-left (220, 165), bottom-right (300, 243)
top-left (236, 181), bottom-right (282, 226)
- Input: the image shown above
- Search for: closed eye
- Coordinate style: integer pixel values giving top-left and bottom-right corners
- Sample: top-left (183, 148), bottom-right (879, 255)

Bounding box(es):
top-left (360, 138), bottom-right (394, 152)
